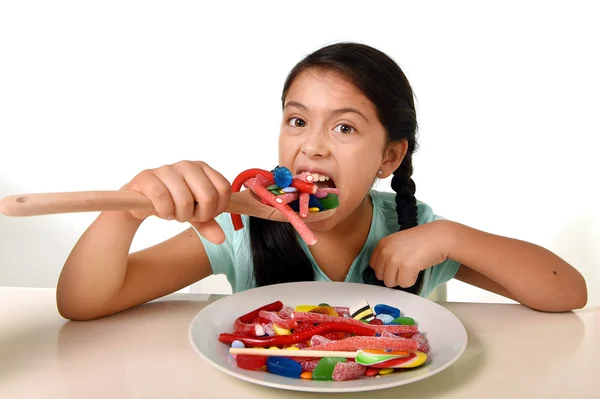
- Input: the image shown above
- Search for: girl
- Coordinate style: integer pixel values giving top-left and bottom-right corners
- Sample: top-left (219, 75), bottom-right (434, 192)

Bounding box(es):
top-left (56, 42), bottom-right (587, 320)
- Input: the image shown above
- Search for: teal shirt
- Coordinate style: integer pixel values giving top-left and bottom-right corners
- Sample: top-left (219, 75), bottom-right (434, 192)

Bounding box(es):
top-left (194, 190), bottom-right (460, 297)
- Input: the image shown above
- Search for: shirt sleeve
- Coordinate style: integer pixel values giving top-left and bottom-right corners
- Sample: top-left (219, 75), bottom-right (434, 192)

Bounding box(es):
top-left (190, 212), bottom-right (246, 289)
top-left (416, 201), bottom-right (462, 298)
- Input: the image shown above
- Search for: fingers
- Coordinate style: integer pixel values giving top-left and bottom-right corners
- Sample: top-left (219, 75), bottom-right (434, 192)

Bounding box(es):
top-left (177, 161), bottom-right (231, 222)
top-left (133, 169), bottom-right (176, 220)
top-left (190, 219), bottom-right (226, 245)
top-left (154, 165), bottom-right (195, 222)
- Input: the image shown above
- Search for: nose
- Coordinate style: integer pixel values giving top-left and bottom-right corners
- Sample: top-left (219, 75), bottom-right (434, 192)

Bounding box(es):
top-left (300, 127), bottom-right (331, 159)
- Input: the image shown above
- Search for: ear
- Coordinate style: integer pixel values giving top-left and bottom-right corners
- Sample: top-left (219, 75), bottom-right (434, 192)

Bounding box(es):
top-left (379, 139), bottom-right (408, 178)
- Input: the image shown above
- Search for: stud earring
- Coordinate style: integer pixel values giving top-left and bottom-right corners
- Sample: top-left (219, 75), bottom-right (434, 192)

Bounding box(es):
top-left (377, 170), bottom-right (384, 176)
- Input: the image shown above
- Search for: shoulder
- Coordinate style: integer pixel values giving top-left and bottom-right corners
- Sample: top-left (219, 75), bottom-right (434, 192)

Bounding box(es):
top-left (369, 190), bottom-right (445, 227)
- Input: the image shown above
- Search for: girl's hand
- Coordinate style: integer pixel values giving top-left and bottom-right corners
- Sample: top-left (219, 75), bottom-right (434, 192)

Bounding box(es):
top-left (122, 161), bottom-right (231, 244)
top-left (369, 220), bottom-right (453, 288)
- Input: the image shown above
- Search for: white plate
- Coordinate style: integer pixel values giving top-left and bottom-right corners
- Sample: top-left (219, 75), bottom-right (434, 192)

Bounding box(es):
top-left (188, 281), bottom-right (467, 393)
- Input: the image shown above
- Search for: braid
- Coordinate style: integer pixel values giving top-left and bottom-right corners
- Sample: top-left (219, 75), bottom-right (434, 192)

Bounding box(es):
top-left (362, 153), bottom-right (425, 295)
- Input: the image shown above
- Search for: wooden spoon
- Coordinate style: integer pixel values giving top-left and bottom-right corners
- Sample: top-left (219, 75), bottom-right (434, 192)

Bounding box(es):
top-left (0, 189), bottom-right (337, 222)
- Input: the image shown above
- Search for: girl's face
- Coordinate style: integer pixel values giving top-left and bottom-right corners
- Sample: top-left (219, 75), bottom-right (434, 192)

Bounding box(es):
top-left (278, 68), bottom-right (404, 231)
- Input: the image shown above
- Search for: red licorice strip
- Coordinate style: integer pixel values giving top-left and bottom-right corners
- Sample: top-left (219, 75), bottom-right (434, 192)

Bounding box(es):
top-left (308, 336), bottom-right (419, 352)
top-left (230, 168), bottom-right (274, 231)
top-left (333, 361), bottom-right (367, 381)
top-left (246, 178), bottom-right (317, 246)
top-left (233, 301), bottom-right (283, 336)
top-left (291, 179), bottom-right (317, 194)
top-left (258, 310), bottom-right (297, 330)
top-left (299, 192), bottom-right (309, 218)
top-left (275, 193), bottom-right (298, 204)
top-left (219, 322), bottom-right (376, 347)
top-left (291, 311), bottom-right (419, 335)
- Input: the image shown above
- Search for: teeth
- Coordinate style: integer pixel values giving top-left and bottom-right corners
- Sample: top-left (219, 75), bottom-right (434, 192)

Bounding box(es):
top-left (310, 173), bottom-right (330, 182)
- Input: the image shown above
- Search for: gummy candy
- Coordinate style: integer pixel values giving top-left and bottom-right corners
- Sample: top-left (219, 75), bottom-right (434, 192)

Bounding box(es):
top-left (312, 357), bottom-right (346, 381)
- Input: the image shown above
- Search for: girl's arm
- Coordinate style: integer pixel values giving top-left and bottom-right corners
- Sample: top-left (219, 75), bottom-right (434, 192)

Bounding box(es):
top-left (445, 221), bottom-right (588, 312)
top-left (56, 211), bottom-right (214, 321)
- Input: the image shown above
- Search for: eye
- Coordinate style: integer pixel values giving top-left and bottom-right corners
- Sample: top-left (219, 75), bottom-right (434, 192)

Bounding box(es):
top-left (334, 124), bottom-right (356, 134)
top-left (288, 117), bottom-right (306, 128)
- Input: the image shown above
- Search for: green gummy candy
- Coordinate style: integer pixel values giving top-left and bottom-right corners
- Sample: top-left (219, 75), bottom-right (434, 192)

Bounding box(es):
top-left (266, 184), bottom-right (280, 190)
top-left (312, 357), bottom-right (346, 381)
top-left (392, 316), bottom-right (415, 325)
top-left (269, 189), bottom-right (282, 195)
top-left (318, 303), bottom-right (329, 307)
top-left (317, 194), bottom-right (339, 210)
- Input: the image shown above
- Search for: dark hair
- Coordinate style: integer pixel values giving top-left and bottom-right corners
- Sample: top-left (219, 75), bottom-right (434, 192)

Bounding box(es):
top-left (248, 42), bottom-right (424, 294)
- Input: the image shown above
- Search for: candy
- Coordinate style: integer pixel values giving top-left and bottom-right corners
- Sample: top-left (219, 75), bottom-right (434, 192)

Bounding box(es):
top-left (292, 311), bottom-right (418, 335)
top-left (315, 187), bottom-right (341, 196)
top-left (279, 305), bottom-right (295, 319)
top-left (295, 305), bottom-right (317, 312)
top-left (258, 310), bottom-right (298, 330)
top-left (307, 336), bottom-right (419, 352)
top-left (369, 318), bottom-right (384, 325)
top-left (411, 333), bottom-right (430, 353)
top-left (231, 340), bottom-right (245, 349)
top-left (272, 166), bottom-right (293, 188)
top-left (266, 184), bottom-right (279, 191)
top-left (245, 178), bottom-right (317, 246)
top-left (274, 193), bottom-right (298, 205)
top-left (291, 179), bottom-right (318, 194)
top-left (294, 172), bottom-right (314, 183)
top-left (264, 323), bottom-right (276, 336)
top-left (392, 317), bottom-right (415, 325)
top-left (236, 354), bottom-right (268, 371)
top-left (299, 193), bottom-right (309, 218)
top-left (315, 190), bottom-right (328, 199)
top-left (349, 300), bottom-right (375, 322)
top-left (375, 314), bottom-right (394, 324)
top-left (266, 357), bottom-right (302, 378)
top-left (308, 207), bottom-right (320, 213)
top-left (230, 168), bottom-right (275, 230)
top-left (379, 368), bottom-right (394, 375)
top-left (219, 321), bottom-right (376, 347)
top-left (282, 186), bottom-right (298, 193)
top-left (374, 304), bottom-right (401, 319)
top-left (298, 358), bottom-right (320, 372)
top-left (333, 307), bottom-right (350, 317)
top-left (308, 306), bottom-right (339, 317)
top-left (317, 193), bottom-right (340, 210)
top-left (308, 195), bottom-right (325, 211)
top-left (233, 301), bottom-right (282, 336)
top-left (312, 357), bottom-right (346, 381)
top-left (310, 334), bottom-right (332, 347)
top-left (300, 371), bottom-right (313, 380)
top-left (364, 367), bottom-right (379, 377)
top-left (354, 349), bottom-right (412, 367)
top-left (274, 325), bottom-right (292, 335)
top-left (333, 361), bottom-right (367, 381)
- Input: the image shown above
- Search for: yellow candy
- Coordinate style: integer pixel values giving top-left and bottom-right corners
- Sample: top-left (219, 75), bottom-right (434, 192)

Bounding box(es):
top-left (394, 351), bottom-right (428, 368)
top-left (279, 190), bottom-right (285, 194)
top-left (273, 325), bottom-right (291, 335)
top-left (295, 305), bottom-right (317, 312)
top-left (308, 207), bottom-right (320, 212)
top-left (378, 368), bottom-right (394, 375)
top-left (268, 346), bottom-right (280, 350)
top-left (285, 346), bottom-right (300, 350)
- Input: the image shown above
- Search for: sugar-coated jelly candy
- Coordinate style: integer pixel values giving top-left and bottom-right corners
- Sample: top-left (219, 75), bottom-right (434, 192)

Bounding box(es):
top-left (312, 357), bottom-right (346, 381)
top-left (236, 355), bottom-right (268, 371)
top-left (266, 356), bottom-right (302, 378)
top-left (392, 317), bottom-right (415, 325)
top-left (374, 304), bottom-right (401, 319)
top-left (273, 166), bottom-right (293, 188)
top-left (375, 314), bottom-right (394, 324)
top-left (317, 193), bottom-right (339, 210)
top-left (231, 340), bottom-right (245, 349)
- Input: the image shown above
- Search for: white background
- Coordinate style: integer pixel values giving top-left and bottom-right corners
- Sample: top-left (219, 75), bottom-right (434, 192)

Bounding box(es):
top-left (1, 1), bottom-right (598, 306)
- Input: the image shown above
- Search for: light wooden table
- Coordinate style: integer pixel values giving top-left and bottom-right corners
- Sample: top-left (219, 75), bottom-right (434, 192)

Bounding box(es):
top-left (1, 287), bottom-right (598, 398)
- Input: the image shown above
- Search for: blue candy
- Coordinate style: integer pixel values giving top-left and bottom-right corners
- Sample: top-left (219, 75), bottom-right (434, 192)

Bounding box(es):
top-left (282, 186), bottom-right (298, 193)
top-left (266, 356), bottom-right (302, 378)
top-left (273, 166), bottom-right (293, 188)
top-left (308, 195), bottom-right (325, 211)
top-left (231, 340), bottom-right (245, 349)
top-left (374, 304), bottom-right (401, 319)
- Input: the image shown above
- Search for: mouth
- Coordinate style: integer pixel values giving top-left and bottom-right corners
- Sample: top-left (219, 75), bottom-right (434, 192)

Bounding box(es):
top-left (295, 168), bottom-right (337, 189)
